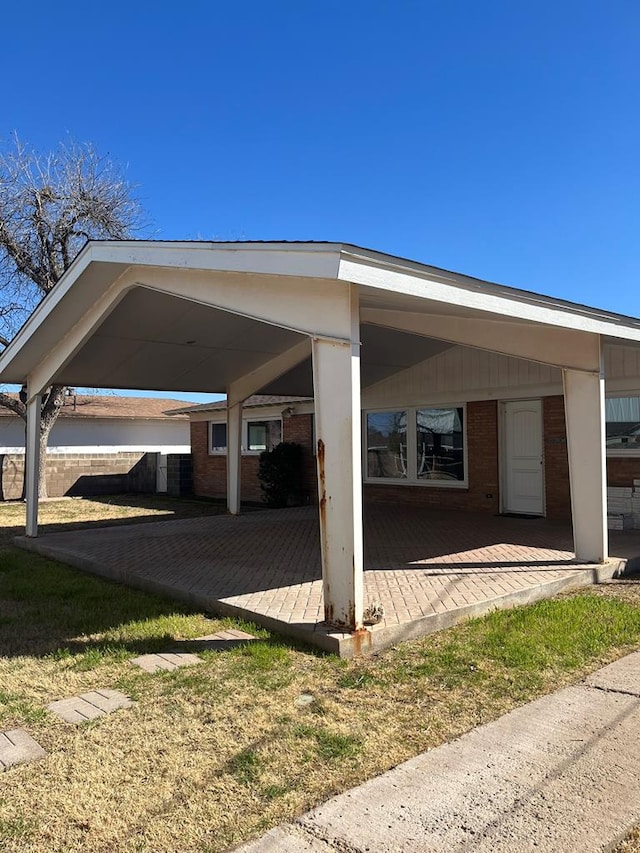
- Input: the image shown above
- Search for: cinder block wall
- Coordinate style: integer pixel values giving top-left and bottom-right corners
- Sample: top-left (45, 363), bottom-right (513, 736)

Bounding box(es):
top-left (166, 454), bottom-right (193, 496)
top-left (192, 413), bottom-right (317, 504)
top-left (0, 452), bottom-right (157, 500)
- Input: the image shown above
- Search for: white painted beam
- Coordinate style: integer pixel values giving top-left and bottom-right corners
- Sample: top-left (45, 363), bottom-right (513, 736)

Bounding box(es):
top-left (26, 267), bottom-right (350, 398)
top-left (361, 309), bottom-right (602, 372)
top-left (227, 401), bottom-right (243, 515)
top-left (25, 393), bottom-right (42, 537)
top-left (227, 338), bottom-right (311, 408)
top-left (312, 287), bottom-right (363, 631)
top-left (137, 268), bottom-right (352, 340)
top-left (563, 360), bottom-right (608, 563)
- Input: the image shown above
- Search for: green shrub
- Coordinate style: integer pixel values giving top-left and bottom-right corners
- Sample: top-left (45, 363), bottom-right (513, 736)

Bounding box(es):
top-left (258, 442), bottom-right (304, 507)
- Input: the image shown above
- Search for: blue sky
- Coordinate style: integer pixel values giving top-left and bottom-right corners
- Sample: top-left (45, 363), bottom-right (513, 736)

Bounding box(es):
top-left (3, 1), bottom-right (639, 402)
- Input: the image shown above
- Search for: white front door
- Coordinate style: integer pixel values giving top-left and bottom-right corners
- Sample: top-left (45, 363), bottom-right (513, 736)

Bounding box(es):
top-left (502, 400), bottom-right (544, 515)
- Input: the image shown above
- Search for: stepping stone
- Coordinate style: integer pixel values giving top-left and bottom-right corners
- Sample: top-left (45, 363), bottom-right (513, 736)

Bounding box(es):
top-left (0, 729), bottom-right (46, 770)
top-left (196, 629), bottom-right (256, 641)
top-left (47, 689), bottom-right (133, 723)
top-left (192, 628), bottom-right (257, 647)
top-left (129, 652), bottom-right (203, 673)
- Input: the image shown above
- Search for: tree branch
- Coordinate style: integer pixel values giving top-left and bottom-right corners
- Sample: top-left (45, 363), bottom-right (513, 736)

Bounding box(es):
top-left (0, 392), bottom-right (25, 419)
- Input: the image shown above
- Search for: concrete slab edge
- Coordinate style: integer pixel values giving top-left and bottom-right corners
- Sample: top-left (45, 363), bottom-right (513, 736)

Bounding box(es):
top-left (336, 560), bottom-right (632, 657)
top-left (14, 538), bottom-right (637, 660)
top-left (14, 536), bottom-right (344, 654)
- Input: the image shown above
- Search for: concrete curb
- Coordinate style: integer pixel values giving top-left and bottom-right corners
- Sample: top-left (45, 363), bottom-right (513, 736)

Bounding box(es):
top-left (235, 652), bottom-right (640, 852)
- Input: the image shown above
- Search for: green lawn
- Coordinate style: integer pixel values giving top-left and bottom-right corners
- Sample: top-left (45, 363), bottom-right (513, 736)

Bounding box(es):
top-left (1, 496), bottom-right (640, 852)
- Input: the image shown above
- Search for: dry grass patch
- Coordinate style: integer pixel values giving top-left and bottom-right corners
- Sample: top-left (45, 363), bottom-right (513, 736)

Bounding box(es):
top-left (618, 826), bottom-right (640, 852)
top-left (1, 497), bottom-right (640, 851)
top-left (0, 493), bottom-right (222, 547)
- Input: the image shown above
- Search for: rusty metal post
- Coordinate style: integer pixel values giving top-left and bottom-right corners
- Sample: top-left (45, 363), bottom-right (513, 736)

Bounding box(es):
top-left (311, 287), bottom-right (363, 631)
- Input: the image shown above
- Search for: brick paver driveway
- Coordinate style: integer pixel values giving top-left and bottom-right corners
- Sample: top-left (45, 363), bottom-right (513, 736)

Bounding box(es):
top-left (16, 505), bottom-right (640, 654)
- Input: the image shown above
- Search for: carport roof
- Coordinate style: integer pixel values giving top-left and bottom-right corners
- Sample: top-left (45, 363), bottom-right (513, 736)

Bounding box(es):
top-left (2, 240), bottom-right (640, 397)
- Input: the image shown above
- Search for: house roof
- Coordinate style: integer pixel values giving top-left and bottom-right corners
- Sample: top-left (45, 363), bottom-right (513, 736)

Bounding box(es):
top-left (0, 394), bottom-right (190, 420)
top-left (166, 395), bottom-right (314, 416)
top-left (1, 240), bottom-right (639, 399)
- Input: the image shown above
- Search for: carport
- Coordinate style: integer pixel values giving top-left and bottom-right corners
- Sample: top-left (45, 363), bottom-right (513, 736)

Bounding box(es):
top-left (2, 241), bottom-right (640, 633)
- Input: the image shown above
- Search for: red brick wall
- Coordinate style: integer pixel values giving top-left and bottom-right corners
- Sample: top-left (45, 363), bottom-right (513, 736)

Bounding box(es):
top-left (191, 399), bottom-right (640, 516)
top-left (607, 457), bottom-right (640, 487)
top-left (543, 396), bottom-right (571, 519)
top-left (283, 413), bottom-right (317, 501)
top-left (191, 414), bottom-right (317, 504)
top-left (364, 401), bottom-right (500, 513)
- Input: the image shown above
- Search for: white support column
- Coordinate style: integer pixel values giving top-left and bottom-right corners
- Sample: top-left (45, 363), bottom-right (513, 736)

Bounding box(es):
top-left (227, 400), bottom-right (243, 515)
top-left (563, 357), bottom-right (608, 563)
top-left (312, 287), bottom-right (363, 631)
top-left (25, 393), bottom-right (42, 537)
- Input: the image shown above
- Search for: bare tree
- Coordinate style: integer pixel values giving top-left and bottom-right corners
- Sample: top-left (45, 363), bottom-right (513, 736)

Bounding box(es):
top-left (0, 135), bottom-right (144, 497)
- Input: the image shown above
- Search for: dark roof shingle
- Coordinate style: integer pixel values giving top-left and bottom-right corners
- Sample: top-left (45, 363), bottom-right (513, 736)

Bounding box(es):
top-left (0, 394), bottom-right (190, 420)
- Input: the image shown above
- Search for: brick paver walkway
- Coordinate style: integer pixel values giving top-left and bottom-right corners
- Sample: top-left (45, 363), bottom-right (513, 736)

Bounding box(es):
top-left (17, 505), bottom-right (640, 652)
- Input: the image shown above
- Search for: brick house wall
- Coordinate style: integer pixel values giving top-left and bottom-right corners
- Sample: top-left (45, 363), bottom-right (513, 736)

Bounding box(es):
top-left (190, 397), bottom-right (640, 518)
top-left (542, 396), bottom-right (571, 519)
top-left (191, 413), bottom-right (317, 504)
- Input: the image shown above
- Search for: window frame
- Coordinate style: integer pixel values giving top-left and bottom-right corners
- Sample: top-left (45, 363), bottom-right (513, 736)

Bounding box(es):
top-left (362, 403), bottom-right (468, 488)
top-left (246, 418), bottom-right (282, 454)
top-left (605, 392), bottom-right (640, 457)
top-left (209, 422), bottom-right (228, 454)
top-left (208, 417), bottom-right (283, 456)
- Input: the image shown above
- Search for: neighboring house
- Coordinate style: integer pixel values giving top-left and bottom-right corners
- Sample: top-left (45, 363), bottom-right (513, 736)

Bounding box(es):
top-left (0, 394), bottom-right (191, 499)
top-left (174, 355), bottom-right (640, 526)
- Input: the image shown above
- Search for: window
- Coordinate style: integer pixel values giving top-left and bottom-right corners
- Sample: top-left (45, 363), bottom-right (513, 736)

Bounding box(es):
top-left (247, 419), bottom-right (282, 452)
top-left (606, 396), bottom-right (640, 451)
top-left (209, 418), bottom-right (282, 454)
top-left (416, 407), bottom-right (464, 482)
top-left (366, 411), bottom-right (407, 479)
top-left (210, 422), bottom-right (227, 453)
top-left (365, 405), bottom-right (466, 486)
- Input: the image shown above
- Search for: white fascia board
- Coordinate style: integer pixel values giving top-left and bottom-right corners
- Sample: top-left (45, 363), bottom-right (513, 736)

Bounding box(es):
top-left (190, 402), bottom-right (315, 423)
top-left (90, 241), bottom-right (344, 280)
top-left (339, 252), bottom-right (640, 342)
top-left (0, 250), bottom-right (133, 385)
top-left (0, 245), bottom-right (94, 377)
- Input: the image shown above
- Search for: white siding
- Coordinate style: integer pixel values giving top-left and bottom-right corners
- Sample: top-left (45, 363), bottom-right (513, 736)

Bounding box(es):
top-left (362, 346), bottom-right (562, 408)
top-left (605, 344), bottom-right (640, 382)
top-left (0, 417), bottom-right (190, 454)
top-left (362, 342), bottom-right (640, 409)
